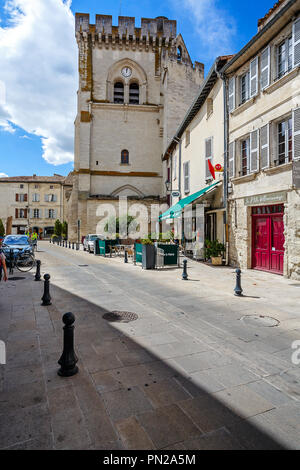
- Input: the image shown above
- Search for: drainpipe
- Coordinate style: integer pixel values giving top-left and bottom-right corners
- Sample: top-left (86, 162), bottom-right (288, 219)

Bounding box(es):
top-left (173, 137), bottom-right (182, 200)
top-left (220, 70), bottom-right (229, 265)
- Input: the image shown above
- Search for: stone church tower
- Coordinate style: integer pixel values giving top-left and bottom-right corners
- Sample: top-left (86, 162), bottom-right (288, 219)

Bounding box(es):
top-left (68, 13), bottom-right (204, 240)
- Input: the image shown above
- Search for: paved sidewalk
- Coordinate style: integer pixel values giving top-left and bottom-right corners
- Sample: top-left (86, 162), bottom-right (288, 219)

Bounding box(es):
top-left (0, 241), bottom-right (300, 450)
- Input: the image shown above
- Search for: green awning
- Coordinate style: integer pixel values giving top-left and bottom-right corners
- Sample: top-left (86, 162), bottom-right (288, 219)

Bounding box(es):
top-left (159, 181), bottom-right (221, 221)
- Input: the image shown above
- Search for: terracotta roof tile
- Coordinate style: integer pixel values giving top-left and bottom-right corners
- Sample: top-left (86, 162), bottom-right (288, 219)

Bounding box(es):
top-left (0, 174), bottom-right (67, 183)
top-left (258, 0), bottom-right (286, 27)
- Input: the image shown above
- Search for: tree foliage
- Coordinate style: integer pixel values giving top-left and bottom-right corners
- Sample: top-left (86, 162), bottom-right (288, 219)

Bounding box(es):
top-left (0, 218), bottom-right (5, 237)
top-left (54, 219), bottom-right (62, 237)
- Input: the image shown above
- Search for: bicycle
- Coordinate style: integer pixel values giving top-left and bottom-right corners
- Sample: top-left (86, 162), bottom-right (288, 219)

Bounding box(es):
top-left (3, 248), bottom-right (36, 275)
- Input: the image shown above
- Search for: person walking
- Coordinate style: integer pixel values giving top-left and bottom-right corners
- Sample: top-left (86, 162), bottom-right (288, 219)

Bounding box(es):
top-left (0, 238), bottom-right (8, 282)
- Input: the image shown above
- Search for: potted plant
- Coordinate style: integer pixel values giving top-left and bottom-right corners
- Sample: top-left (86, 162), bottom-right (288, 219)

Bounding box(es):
top-left (141, 238), bottom-right (156, 269)
top-left (204, 239), bottom-right (225, 265)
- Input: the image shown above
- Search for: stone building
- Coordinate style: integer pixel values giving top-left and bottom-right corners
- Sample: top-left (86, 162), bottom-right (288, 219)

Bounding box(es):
top-left (223, 0), bottom-right (300, 278)
top-left (68, 13), bottom-right (204, 241)
top-left (0, 174), bottom-right (72, 237)
top-left (160, 56), bottom-right (232, 259)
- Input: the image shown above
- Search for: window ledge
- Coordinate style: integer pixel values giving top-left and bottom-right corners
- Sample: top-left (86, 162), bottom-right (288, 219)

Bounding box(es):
top-left (231, 172), bottom-right (258, 184)
top-left (263, 67), bottom-right (299, 94)
top-left (263, 161), bottom-right (292, 175)
top-left (120, 163), bottom-right (131, 166)
top-left (230, 97), bottom-right (255, 116)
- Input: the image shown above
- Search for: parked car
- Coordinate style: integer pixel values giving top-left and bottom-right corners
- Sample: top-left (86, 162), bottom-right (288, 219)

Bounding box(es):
top-left (83, 234), bottom-right (99, 253)
top-left (2, 235), bottom-right (34, 255)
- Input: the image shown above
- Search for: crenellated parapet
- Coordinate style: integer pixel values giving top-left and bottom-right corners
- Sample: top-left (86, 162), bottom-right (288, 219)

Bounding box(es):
top-left (75, 13), bottom-right (177, 47)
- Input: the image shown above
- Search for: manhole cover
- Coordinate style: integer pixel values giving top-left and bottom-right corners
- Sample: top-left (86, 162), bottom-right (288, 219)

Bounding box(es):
top-left (78, 265), bottom-right (89, 267)
top-left (241, 315), bottom-right (279, 327)
top-left (8, 277), bottom-right (26, 281)
top-left (103, 311), bottom-right (138, 323)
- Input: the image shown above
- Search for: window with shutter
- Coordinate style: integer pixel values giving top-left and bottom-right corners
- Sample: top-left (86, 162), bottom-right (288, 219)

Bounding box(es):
top-left (205, 138), bottom-right (213, 179)
top-left (293, 17), bottom-right (300, 68)
top-left (250, 130), bottom-right (259, 172)
top-left (241, 139), bottom-right (250, 176)
top-left (16, 194), bottom-right (19, 202)
top-left (24, 194), bottom-right (28, 202)
top-left (228, 77), bottom-right (235, 112)
top-left (183, 162), bottom-right (190, 193)
top-left (240, 72), bottom-right (250, 104)
top-left (15, 208), bottom-right (18, 219)
top-left (260, 124), bottom-right (270, 169)
top-left (293, 108), bottom-right (300, 160)
top-left (260, 47), bottom-right (270, 90)
top-left (228, 142), bottom-right (235, 178)
top-left (250, 57), bottom-right (258, 97)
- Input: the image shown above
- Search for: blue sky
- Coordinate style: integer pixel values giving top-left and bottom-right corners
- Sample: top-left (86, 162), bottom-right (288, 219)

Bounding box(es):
top-left (0, 0), bottom-right (275, 177)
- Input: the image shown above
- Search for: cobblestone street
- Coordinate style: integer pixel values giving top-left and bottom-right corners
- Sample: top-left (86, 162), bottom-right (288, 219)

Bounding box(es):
top-left (0, 241), bottom-right (300, 450)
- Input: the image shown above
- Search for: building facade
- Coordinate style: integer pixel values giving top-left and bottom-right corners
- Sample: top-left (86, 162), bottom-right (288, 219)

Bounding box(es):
top-left (67, 13), bottom-right (204, 241)
top-left (224, 0), bottom-right (300, 279)
top-left (161, 56), bottom-right (232, 259)
top-left (0, 175), bottom-right (72, 237)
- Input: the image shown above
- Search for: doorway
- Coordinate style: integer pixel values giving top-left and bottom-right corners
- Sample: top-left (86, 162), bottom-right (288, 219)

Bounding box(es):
top-left (252, 204), bottom-right (284, 275)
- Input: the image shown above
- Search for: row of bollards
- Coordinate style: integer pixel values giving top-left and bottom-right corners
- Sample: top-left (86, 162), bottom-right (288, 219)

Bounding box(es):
top-left (39, 272), bottom-right (78, 377)
top-left (181, 259), bottom-right (243, 296)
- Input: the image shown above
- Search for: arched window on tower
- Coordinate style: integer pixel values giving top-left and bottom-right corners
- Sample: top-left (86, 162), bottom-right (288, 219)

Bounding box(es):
top-left (129, 83), bottom-right (139, 105)
top-left (114, 82), bottom-right (124, 103)
top-left (177, 46), bottom-right (182, 61)
top-left (121, 149), bottom-right (129, 164)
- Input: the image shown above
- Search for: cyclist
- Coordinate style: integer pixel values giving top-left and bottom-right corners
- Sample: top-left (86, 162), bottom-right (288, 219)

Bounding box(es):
top-left (0, 238), bottom-right (8, 282)
top-left (31, 231), bottom-right (38, 251)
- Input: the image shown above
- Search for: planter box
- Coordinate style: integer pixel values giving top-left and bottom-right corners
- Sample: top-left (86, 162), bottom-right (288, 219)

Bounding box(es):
top-left (142, 244), bottom-right (156, 270)
top-left (211, 256), bottom-right (222, 265)
top-left (156, 243), bottom-right (179, 266)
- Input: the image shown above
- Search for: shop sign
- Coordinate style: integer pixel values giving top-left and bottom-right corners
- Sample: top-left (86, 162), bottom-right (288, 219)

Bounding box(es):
top-left (292, 161), bottom-right (300, 189)
top-left (244, 191), bottom-right (287, 206)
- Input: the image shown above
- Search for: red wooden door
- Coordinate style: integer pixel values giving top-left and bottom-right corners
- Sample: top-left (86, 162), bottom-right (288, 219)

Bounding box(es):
top-left (252, 205), bottom-right (284, 275)
top-left (270, 216), bottom-right (284, 274)
top-left (252, 217), bottom-right (270, 271)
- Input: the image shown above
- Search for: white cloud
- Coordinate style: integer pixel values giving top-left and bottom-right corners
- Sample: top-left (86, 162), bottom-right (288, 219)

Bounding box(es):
top-left (0, 173), bottom-right (8, 177)
top-left (171, 0), bottom-right (236, 60)
top-left (0, 0), bottom-right (77, 165)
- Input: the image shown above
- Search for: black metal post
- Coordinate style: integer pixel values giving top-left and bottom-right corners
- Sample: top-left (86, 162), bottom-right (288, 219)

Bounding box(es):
top-left (76, 243), bottom-right (79, 251)
top-left (133, 245), bottom-right (136, 266)
top-left (49, 238), bottom-right (51, 244)
top-left (35, 260), bottom-right (41, 281)
top-left (58, 312), bottom-right (78, 377)
top-left (234, 268), bottom-right (243, 296)
top-left (41, 274), bottom-right (52, 306)
top-left (124, 249), bottom-right (128, 264)
top-left (182, 259), bottom-right (188, 280)
top-left (69, 242), bottom-right (71, 249)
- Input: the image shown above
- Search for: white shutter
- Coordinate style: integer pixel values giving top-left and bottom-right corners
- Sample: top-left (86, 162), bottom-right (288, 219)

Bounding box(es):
top-left (53, 194), bottom-right (57, 202)
top-left (293, 108), bottom-right (300, 160)
top-left (260, 124), bottom-right (270, 169)
top-left (183, 162), bottom-right (190, 193)
top-left (250, 56), bottom-right (258, 97)
top-left (293, 17), bottom-right (300, 68)
top-left (44, 194), bottom-right (48, 202)
top-left (205, 137), bottom-right (213, 179)
top-left (250, 129), bottom-right (259, 172)
top-left (228, 141), bottom-right (235, 178)
top-left (260, 47), bottom-right (270, 90)
top-left (45, 209), bottom-right (48, 218)
top-left (54, 209), bottom-right (57, 219)
top-left (28, 209), bottom-right (32, 219)
top-left (228, 77), bottom-right (235, 112)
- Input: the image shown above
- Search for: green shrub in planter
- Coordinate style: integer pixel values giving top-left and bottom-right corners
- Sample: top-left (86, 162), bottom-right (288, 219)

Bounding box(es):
top-left (204, 239), bottom-right (225, 259)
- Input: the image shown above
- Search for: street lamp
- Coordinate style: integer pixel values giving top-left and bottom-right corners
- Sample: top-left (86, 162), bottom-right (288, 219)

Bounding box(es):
top-left (165, 179), bottom-right (171, 193)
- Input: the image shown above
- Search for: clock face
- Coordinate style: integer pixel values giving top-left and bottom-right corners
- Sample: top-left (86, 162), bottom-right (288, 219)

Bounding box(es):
top-left (121, 67), bottom-right (132, 78)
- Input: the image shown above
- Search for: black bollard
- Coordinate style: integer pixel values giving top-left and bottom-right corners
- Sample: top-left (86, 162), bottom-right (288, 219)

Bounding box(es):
top-left (182, 259), bottom-right (188, 280)
top-left (234, 268), bottom-right (243, 296)
top-left (109, 245), bottom-right (112, 258)
top-left (124, 249), bottom-right (128, 264)
top-left (69, 242), bottom-right (71, 249)
top-left (133, 245), bottom-right (136, 266)
top-left (76, 243), bottom-right (79, 251)
top-left (49, 238), bottom-right (51, 244)
top-left (41, 274), bottom-right (52, 306)
top-left (35, 260), bottom-right (41, 281)
top-left (58, 312), bottom-right (78, 377)
top-left (72, 242), bottom-right (74, 250)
